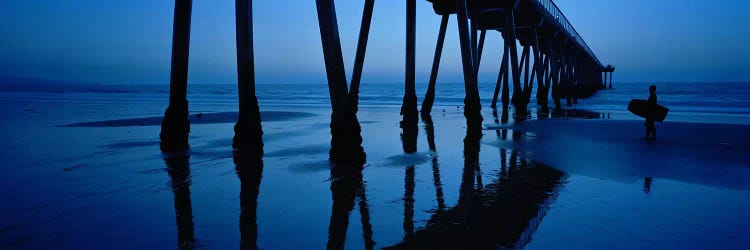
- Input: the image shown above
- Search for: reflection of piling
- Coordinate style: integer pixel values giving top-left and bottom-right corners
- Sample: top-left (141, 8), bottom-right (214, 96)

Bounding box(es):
top-left (326, 172), bottom-right (375, 250)
top-left (400, 118), bottom-right (418, 154)
top-left (422, 113), bottom-right (446, 212)
top-left (358, 187), bottom-right (376, 250)
top-left (233, 0), bottom-right (264, 153)
top-left (326, 139), bottom-right (370, 250)
top-left (160, 0), bottom-right (193, 152)
top-left (234, 152), bottom-right (264, 250)
top-left (459, 125), bottom-right (483, 224)
top-left (403, 165), bottom-right (416, 239)
top-left (327, 171), bottom-right (358, 250)
top-left (400, 110), bottom-right (419, 240)
top-left (164, 153), bottom-right (196, 249)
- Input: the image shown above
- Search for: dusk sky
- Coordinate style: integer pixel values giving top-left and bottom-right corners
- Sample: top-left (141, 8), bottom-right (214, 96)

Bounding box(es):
top-left (1, 0), bottom-right (748, 85)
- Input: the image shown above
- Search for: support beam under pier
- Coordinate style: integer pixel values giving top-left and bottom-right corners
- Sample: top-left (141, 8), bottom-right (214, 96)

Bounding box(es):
top-left (160, 0), bottom-right (193, 152)
top-left (233, 0), bottom-right (264, 153)
top-left (401, 0), bottom-right (419, 125)
top-left (348, 0), bottom-right (375, 115)
top-left (454, 0), bottom-right (483, 125)
top-left (421, 15), bottom-right (449, 114)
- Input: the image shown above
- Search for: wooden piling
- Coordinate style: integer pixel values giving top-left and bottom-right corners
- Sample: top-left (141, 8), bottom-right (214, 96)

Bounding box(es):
top-left (160, 0), bottom-right (193, 152)
top-left (476, 29), bottom-right (486, 75)
top-left (532, 29), bottom-right (545, 107)
top-left (504, 8), bottom-right (524, 116)
top-left (565, 49), bottom-right (572, 106)
top-left (522, 45), bottom-right (530, 93)
top-left (315, 0), bottom-right (357, 162)
top-left (470, 16), bottom-right (479, 72)
top-left (605, 71), bottom-right (608, 88)
top-left (491, 39), bottom-right (509, 109)
top-left (315, 0), bottom-right (349, 117)
top-left (551, 46), bottom-right (562, 110)
top-left (421, 15), bottom-right (449, 114)
top-left (348, 0), bottom-right (375, 114)
top-left (541, 52), bottom-right (551, 107)
top-left (573, 52), bottom-right (580, 101)
top-left (233, 0), bottom-right (264, 153)
top-left (454, 0), bottom-right (482, 125)
top-left (401, 0), bottom-right (419, 125)
top-left (501, 42), bottom-right (510, 111)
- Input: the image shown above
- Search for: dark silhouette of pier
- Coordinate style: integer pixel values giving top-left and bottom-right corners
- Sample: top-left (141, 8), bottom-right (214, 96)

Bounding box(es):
top-left (159, 0), bottom-right (614, 153)
top-left (154, 1), bottom-right (609, 247)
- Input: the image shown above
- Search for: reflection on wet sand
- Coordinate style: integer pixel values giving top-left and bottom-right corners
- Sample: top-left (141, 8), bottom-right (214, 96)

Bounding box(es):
top-left (326, 114), bottom-right (374, 250)
top-left (551, 108), bottom-right (606, 119)
top-left (385, 121), bottom-right (567, 249)
top-left (164, 153), bottom-right (197, 249)
top-left (160, 109), bottom-right (572, 249)
top-left (401, 113), bottom-right (418, 239)
top-left (234, 152), bottom-right (264, 250)
top-left (422, 113), bottom-right (445, 212)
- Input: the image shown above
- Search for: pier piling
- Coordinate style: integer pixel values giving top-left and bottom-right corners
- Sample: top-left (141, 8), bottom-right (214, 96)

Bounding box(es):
top-left (348, 0), bottom-right (375, 115)
top-left (161, 0), bottom-right (614, 151)
top-left (401, 0), bottom-right (419, 126)
top-left (504, 9), bottom-right (525, 116)
top-left (421, 15), bottom-right (449, 114)
top-left (454, 0), bottom-right (483, 125)
top-left (233, 0), bottom-right (264, 153)
top-left (160, 0), bottom-right (193, 152)
top-left (491, 39), bottom-right (509, 109)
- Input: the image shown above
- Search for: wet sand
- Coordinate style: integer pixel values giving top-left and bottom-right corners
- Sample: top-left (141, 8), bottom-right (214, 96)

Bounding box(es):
top-left (1, 98), bottom-right (749, 249)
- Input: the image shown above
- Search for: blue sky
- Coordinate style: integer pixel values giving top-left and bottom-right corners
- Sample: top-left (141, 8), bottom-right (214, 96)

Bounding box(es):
top-left (0, 0), bottom-right (748, 84)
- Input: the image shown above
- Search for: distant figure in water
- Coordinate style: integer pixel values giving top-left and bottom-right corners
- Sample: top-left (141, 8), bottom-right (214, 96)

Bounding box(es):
top-left (644, 85), bottom-right (658, 140)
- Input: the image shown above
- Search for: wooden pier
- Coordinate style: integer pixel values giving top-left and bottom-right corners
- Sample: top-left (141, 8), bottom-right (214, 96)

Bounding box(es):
top-left (159, 0), bottom-right (614, 153)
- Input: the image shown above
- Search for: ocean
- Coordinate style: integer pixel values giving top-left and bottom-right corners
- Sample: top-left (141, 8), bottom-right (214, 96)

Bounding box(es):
top-left (2, 81), bottom-right (749, 124)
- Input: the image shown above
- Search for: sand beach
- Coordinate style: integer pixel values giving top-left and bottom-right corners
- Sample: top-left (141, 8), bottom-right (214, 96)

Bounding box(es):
top-left (0, 82), bottom-right (748, 249)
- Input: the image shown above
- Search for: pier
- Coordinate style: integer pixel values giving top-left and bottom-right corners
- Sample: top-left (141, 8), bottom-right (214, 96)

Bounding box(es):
top-left (159, 0), bottom-right (614, 154)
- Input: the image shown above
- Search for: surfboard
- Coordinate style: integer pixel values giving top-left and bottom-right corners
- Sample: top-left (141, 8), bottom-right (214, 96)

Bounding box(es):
top-left (628, 99), bottom-right (669, 121)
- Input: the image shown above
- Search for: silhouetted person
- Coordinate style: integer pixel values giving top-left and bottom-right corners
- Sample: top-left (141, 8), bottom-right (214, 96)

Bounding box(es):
top-left (644, 85), bottom-right (658, 140)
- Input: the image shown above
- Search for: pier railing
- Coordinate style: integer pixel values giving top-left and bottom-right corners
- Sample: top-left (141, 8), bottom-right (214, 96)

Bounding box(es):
top-left (531, 0), bottom-right (602, 68)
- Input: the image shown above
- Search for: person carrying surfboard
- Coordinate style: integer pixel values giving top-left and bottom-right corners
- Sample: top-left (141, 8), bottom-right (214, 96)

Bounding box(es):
top-left (644, 85), bottom-right (658, 140)
top-left (627, 86), bottom-right (668, 137)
